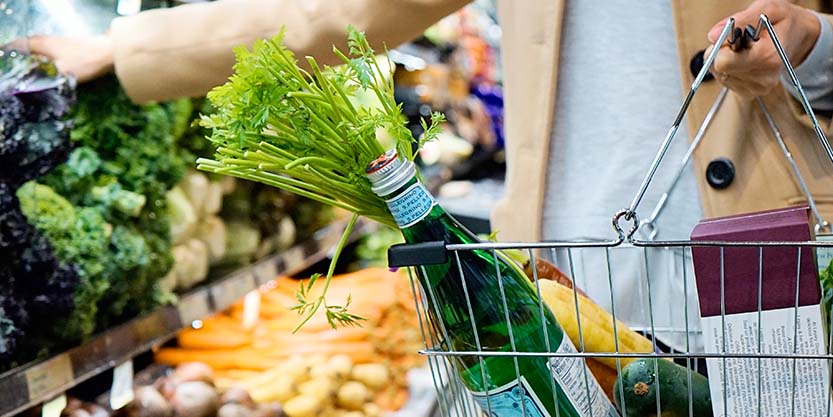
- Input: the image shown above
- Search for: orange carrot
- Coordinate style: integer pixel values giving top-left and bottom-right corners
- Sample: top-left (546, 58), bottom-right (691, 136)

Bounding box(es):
top-left (154, 348), bottom-right (281, 370)
top-left (259, 341), bottom-right (376, 360)
top-left (177, 328), bottom-right (253, 349)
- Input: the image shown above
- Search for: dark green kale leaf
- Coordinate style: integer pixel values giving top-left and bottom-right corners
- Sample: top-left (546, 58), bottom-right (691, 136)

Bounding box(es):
top-left (0, 50), bottom-right (75, 187)
top-left (40, 75), bottom-right (186, 324)
top-left (0, 50), bottom-right (77, 368)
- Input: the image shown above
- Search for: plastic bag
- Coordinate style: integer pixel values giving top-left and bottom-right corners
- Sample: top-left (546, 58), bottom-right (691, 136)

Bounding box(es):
top-left (0, 0), bottom-right (123, 46)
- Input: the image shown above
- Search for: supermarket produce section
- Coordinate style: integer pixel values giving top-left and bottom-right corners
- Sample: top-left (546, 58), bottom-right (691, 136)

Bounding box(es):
top-left (0, 2), bottom-right (505, 417)
top-left (9, 1), bottom-right (833, 417)
top-left (1, 67), bottom-right (336, 372)
top-left (0, 217), bottom-right (375, 416)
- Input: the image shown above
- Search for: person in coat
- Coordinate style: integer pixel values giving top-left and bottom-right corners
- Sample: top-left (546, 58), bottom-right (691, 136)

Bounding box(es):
top-left (22, 0), bottom-right (833, 351)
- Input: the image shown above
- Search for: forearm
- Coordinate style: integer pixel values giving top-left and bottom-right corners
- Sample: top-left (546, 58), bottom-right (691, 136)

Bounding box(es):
top-left (111, 0), bottom-right (469, 103)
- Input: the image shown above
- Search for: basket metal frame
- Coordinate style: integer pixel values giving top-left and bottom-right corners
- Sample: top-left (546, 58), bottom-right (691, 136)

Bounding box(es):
top-left (390, 15), bottom-right (833, 417)
top-left (399, 241), bottom-right (833, 417)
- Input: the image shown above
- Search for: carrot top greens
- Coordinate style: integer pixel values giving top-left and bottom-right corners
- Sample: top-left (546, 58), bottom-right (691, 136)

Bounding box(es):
top-left (197, 26), bottom-right (444, 330)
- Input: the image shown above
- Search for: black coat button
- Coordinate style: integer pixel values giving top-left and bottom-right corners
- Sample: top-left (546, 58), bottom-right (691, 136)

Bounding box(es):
top-left (706, 158), bottom-right (735, 189)
top-left (690, 49), bottom-right (715, 81)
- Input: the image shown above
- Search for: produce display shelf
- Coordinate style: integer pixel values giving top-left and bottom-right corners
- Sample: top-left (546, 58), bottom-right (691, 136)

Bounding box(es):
top-left (0, 218), bottom-right (376, 417)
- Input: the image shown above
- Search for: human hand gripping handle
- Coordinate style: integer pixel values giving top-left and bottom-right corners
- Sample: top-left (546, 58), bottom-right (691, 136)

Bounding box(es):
top-left (703, 6), bottom-right (833, 225)
top-left (705, 0), bottom-right (820, 99)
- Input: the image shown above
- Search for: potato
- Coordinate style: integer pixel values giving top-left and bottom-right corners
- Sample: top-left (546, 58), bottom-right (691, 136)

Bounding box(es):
top-left (127, 386), bottom-right (173, 417)
top-left (82, 404), bottom-right (109, 417)
top-left (62, 397), bottom-right (84, 416)
top-left (322, 409), bottom-right (344, 417)
top-left (304, 354), bottom-right (328, 366)
top-left (362, 403), bottom-right (381, 417)
top-left (336, 382), bottom-right (369, 411)
top-left (309, 363), bottom-right (339, 380)
top-left (221, 386), bottom-right (255, 408)
top-left (173, 362), bottom-right (215, 386)
top-left (350, 364), bottom-right (388, 390)
top-left (248, 378), bottom-right (295, 403)
top-left (326, 355), bottom-right (353, 380)
top-left (170, 381), bottom-right (219, 417)
top-left (281, 360), bottom-right (313, 384)
top-left (217, 403), bottom-right (252, 417)
top-left (158, 377), bottom-right (177, 400)
top-left (282, 395), bottom-right (321, 417)
top-left (318, 405), bottom-right (338, 417)
top-left (67, 409), bottom-right (92, 417)
top-left (297, 377), bottom-right (336, 402)
top-left (251, 403), bottom-right (286, 417)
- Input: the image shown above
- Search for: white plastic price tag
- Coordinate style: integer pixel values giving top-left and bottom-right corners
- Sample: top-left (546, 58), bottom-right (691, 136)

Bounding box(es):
top-left (109, 360), bottom-right (134, 410)
top-left (41, 394), bottom-right (66, 417)
top-left (242, 290), bottom-right (261, 329)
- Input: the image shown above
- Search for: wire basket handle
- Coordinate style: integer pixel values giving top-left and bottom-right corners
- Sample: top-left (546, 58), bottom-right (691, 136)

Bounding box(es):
top-left (616, 14), bottom-right (833, 241)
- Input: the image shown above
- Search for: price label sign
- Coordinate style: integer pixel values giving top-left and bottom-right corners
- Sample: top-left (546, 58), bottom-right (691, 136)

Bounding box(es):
top-left (41, 394), bottom-right (66, 417)
top-left (25, 354), bottom-right (72, 400)
top-left (212, 272), bottom-right (256, 310)
top-left (110, 360), bottom-right (134, 410)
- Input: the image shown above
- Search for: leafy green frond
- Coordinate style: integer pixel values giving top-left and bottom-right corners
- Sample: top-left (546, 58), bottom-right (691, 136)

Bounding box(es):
top-left (197, 27), bottom-right (445, 330)
top-left (418, 112), bottom-right (447, 148)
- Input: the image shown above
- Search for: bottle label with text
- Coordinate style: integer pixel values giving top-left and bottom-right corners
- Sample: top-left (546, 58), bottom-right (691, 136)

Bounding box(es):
top-left (549, 336), bottom-right (620, 417)
top-left (386, 183), bottom-right (436, 228)
top-left (471, 376), bottom-right (550, 417)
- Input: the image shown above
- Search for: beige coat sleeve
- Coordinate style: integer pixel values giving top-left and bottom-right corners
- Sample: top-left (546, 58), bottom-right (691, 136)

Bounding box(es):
top-left (110, 0), bottom-right (470, 103)
top-left (783, 12), bottom-right (833, 133)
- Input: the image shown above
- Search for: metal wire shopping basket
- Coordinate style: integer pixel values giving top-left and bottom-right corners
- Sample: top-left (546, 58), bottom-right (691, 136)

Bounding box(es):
top-left (388, 15), bottom-right (833, 417)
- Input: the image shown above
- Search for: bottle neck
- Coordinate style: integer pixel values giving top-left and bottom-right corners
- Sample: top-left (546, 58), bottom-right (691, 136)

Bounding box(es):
top-left (365, 152), bottom-right (477, 244)
top-left (380, 175), bottom-right (482, 246)
top-left (380, 176), bottom-right (439, 230)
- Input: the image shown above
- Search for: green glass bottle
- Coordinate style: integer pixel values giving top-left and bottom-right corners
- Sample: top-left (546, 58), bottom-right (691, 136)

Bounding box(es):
top-left (366, 150), bottom-right (618, 417)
